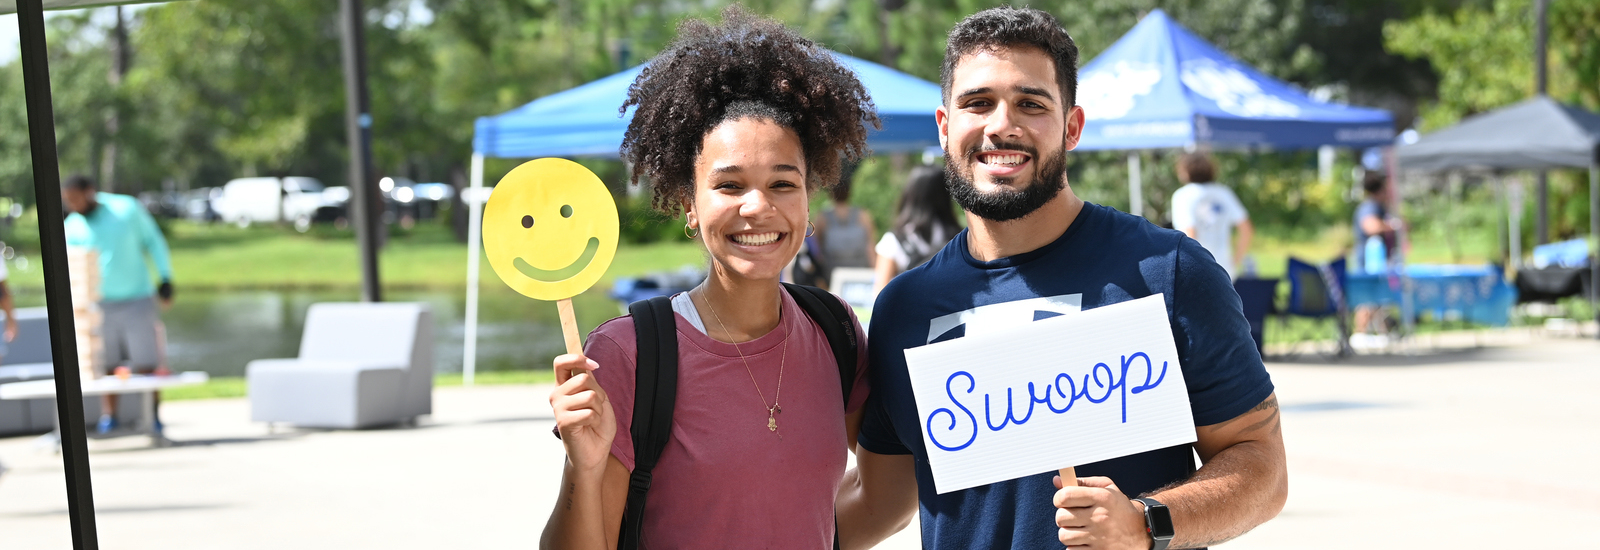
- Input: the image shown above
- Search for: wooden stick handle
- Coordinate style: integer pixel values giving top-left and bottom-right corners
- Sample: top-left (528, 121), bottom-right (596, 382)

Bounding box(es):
top-left (1059, 467), bottom-right (1077, 487)
top-left (557, 298), bottom-right (583, 356)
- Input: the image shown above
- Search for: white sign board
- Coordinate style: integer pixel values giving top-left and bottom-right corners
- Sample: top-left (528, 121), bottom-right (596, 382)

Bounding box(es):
top-left (905, 294), bottom-right (1197, 494)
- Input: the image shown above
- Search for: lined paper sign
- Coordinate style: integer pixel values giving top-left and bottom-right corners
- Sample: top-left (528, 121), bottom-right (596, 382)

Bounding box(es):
top-left (905, 294), bottom-right (1197, 494)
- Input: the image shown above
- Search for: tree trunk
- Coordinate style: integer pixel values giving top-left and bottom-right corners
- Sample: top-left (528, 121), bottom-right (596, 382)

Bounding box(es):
top-left (100, 6), bottom-right (128, 192)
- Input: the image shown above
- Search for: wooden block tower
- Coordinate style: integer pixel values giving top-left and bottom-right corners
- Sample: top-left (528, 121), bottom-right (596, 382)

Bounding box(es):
top-left (66, 247), bottom-right (102, 380)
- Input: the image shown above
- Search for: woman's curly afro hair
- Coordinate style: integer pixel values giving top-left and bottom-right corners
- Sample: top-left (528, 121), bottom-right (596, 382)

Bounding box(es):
top-left (619, 6), bottom-right (879, 215)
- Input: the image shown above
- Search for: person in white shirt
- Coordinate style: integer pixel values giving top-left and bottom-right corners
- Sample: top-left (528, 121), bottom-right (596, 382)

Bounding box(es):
top-left (874, 165), bottom-right (961, 291)
top-left (1169, 152), bottom-right (1252, 279)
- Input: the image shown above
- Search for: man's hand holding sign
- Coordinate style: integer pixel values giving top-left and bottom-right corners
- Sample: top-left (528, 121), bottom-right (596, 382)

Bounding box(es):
top-left (904, 295), bottom-right (1284, 549)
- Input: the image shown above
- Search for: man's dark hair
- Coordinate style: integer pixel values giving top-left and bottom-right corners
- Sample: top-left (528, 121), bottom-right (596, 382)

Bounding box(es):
top-left (1179, 152), bottom-right (1216, 183)
top-left (940, 7), bottom-right (1080, 107)
top-left (619, 6), bottom-right (879, 215)
top-left (1361, 170), bottom-right (1387, 195)
top-left (63, 174), bottom-right (96, 191)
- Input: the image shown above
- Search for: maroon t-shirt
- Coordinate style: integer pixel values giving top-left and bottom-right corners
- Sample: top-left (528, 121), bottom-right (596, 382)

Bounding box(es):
top-left (585, 290), bottom-right (870, 548)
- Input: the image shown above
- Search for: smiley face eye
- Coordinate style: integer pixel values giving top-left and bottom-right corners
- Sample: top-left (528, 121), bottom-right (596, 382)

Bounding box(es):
top-left (521, 215), bottom-right (534, 228)
top-left (561, 205), bottom-right (573, 218)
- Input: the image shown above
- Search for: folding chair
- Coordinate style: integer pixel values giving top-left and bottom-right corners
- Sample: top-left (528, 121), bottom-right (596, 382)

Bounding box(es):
top-left (1278, 257), bottom-right (1352, 358)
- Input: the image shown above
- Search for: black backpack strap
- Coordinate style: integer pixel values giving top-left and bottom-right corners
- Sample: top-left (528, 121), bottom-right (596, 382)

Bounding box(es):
top-left (781, 283), bottom-right (858, 408)
top-left (619, 295), bottom-right (678, 550)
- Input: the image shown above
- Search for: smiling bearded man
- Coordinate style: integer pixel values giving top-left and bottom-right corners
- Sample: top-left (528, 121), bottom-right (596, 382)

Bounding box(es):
top-left (833, 6), bottom-right (1288, 550)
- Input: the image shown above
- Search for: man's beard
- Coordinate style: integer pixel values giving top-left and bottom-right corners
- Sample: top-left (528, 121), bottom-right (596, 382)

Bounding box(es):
top-left (944, 142), bottom-right (1067, 222)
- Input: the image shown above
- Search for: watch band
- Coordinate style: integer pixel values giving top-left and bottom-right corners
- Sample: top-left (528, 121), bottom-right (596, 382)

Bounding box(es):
top-left (1134, 497), bottom-right (1174, 550)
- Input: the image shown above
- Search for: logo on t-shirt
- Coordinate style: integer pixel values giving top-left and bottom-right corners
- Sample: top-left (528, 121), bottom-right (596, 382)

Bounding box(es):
top-left (926, 294), bottom-right (1083, 344)
top-left (1195, 197), bottom-right (1225, 226)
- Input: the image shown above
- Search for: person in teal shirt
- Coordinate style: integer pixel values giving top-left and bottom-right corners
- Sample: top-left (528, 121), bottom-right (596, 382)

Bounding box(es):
top-left (62, 174), bottom-right (175, 435)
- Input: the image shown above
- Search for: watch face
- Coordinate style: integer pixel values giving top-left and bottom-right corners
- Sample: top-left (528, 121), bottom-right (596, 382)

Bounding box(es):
top-left (1147, 502), bottom-right (1176, 539)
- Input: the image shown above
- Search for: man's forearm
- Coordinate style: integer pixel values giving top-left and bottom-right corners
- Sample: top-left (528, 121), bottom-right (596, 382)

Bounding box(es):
top-left (1149, 400), bottom-right (1287, 548)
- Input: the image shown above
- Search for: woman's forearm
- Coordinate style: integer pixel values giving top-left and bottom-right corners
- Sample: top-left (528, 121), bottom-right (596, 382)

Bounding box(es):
top-left (541, 460), bottom-right (612, 550)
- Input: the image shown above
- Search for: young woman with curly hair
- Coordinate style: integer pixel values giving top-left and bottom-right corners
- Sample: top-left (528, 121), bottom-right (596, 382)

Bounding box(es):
top-left (542, 7), bottom-right (886, 549)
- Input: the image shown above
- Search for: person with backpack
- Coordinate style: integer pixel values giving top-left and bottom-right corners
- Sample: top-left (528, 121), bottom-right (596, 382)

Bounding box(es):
top-left (812, 163), bottom-right (879, 289)
top-left (541, 8), bottom-right (877, 549)
top-left (873, 165), bottom-right (962, 291)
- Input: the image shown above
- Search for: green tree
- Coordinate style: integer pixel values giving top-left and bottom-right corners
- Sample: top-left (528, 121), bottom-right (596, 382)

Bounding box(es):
top-left (1386, 0), bottom-right (1597, 241)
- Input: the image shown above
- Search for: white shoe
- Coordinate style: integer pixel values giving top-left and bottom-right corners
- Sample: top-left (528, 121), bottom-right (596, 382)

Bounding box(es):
top-left (1349, 333), bottom-right (1390, 351)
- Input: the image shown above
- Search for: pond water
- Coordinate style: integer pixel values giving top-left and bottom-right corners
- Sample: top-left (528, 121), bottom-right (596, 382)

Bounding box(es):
top-left (27, 286), bottom-right (631, 378)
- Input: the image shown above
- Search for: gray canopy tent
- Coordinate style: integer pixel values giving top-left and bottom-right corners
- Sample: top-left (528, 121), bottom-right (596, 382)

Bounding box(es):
top-left (1397, 95), bottom-right (1600, 337)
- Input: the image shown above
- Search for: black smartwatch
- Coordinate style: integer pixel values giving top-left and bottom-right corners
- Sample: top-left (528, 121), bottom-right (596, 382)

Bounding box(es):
top-left (1134, 497), bottom-right (1174, 550)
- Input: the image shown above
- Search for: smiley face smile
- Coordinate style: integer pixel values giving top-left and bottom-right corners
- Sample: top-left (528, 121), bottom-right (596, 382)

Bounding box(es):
top-left (513, 237), bottom-right (600, 282)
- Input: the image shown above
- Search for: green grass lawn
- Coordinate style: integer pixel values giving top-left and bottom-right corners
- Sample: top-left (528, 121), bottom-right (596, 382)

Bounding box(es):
top-left (7, 220), bottom-right (706, 296)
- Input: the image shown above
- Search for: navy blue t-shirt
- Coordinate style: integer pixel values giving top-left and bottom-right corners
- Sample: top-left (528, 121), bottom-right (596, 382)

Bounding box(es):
top-left (858, 202), bottom-right (1273, 549)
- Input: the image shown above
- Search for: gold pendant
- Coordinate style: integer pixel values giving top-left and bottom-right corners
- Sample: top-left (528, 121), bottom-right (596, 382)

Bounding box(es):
top-left (767, 415), bottom-right (777, 432)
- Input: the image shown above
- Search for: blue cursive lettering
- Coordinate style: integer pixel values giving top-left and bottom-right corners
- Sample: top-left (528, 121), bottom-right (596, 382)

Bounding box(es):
top-left (927, 371), bottom-right (979, 451)
top-left (924, 352), bottom-right (1173, 452)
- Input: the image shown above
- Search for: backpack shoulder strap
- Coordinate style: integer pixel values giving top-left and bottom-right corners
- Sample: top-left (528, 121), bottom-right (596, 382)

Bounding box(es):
top-left (781, 283), bottom-right (858, 408)
top-left (619, 295), bottom-right (678, 550)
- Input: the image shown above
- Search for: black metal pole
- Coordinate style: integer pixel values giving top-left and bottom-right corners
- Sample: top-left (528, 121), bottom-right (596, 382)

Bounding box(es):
top-left (17, 0), bottom-right (100, 548)
top-left (1536, 0), bottom-right (1548, 96)
top-left (340, 0), bottom-right (381, 302)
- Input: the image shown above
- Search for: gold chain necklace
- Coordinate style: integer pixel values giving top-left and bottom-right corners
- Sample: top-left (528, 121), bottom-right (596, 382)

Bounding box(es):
top-left (701, 289), bottom-right (787, 434)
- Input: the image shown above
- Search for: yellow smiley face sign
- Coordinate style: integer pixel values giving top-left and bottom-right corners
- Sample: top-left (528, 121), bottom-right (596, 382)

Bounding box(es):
top-left (482, 158), bottom-right (619, 301)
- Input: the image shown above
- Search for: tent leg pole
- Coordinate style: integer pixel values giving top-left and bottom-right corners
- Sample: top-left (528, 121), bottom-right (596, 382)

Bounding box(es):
top-left (1590, 164), bottom-right (1598, 339)
top-left (19, 0), bottom-right (100, 547)
top-left (1128, 152), bottom-right (1143, 218)
top-left (1510, 178), bottom-right (1523, 270)
top-left (464, 153), bottom-right (484, 385)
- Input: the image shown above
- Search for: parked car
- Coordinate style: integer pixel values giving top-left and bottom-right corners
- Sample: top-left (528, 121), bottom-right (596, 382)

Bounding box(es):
top-left (410, 183), bottom-right (454, 221)
top-left (317, 186), bottom-right (351, 228)
top-left (138, 191), bottom-right (185, 219)
top-left (183, 187), bottom-right (223, 223)
top-left (381, 176), bottom-right (428, 228)
top-left (213, 177), bottom-right (332, 232)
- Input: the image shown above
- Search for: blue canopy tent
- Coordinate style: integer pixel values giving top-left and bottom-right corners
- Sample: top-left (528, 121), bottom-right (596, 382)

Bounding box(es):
top-left (1074, 9), bottom-right (1395, 215)
top-left (461, 51), bottom-right (944, 381)
top-left (471, 51), bottom-right (943, 159)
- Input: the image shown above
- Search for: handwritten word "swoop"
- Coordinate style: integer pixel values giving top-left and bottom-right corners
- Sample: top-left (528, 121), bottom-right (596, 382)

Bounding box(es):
top-left (925, 352), bottom-right (1169, 452)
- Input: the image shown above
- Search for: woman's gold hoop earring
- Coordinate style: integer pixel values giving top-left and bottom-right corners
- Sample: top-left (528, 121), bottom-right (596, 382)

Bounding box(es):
top-left (684, 223), bottom-right (699, 239)
top-left (805, 221), bottom-right (815, 238)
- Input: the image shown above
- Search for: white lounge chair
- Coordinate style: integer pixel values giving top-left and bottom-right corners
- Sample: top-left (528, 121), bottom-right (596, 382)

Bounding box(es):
top-left (247, 302), bottom-right (433, 429)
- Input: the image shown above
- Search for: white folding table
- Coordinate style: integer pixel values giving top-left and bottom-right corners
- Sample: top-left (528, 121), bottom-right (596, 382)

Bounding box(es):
top-left (0, 372), bottom-right (209, 449)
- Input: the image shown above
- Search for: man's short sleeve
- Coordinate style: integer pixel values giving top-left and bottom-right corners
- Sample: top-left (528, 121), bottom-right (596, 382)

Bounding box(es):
top-left (856, 391), bottom-right (910, 455)
top-left (1171, 238), bottom-right (1274, 426)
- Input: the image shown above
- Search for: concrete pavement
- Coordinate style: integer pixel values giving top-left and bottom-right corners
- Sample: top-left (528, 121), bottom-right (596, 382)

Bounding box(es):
top-left (1, 329), bottom-right (1595, 549)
